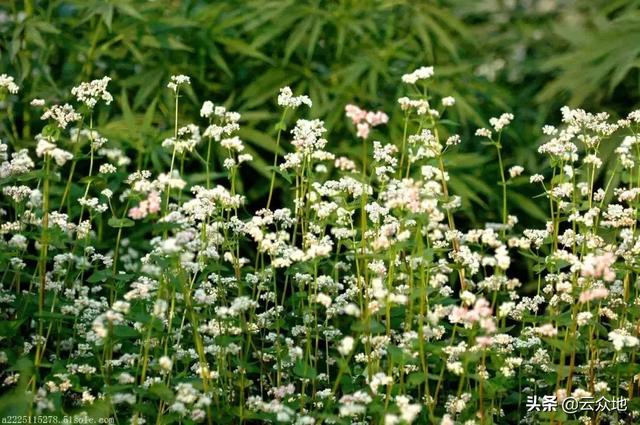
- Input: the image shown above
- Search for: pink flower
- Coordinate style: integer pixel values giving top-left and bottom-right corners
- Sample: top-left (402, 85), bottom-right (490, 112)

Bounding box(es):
top-left (534, 323), bottom-right (558, 337)
top-left (146, 192), bottom-right (161, 214)
top-left (581, 252), bottom-right (616, 282)
top-left (345, 104), bottom-right (367, 125)
top-left (128, 191), bottom-right (161, 220)
top-left (128, 206), bottom-right (147, 220)
top-left (579, 287), bottom-right (609, 304)
top-left (475, 336), bottom-right (493, 348)
top-left (345, 104), bottom-right (388, 139)
top-left (356, 123), bottom-right (370, 139)
top-left (366, 111), bottom-right (389, 126)
top-left (449, 298), bottom-right (495, 333)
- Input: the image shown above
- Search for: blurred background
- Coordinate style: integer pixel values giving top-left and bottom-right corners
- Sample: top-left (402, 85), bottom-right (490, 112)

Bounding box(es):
top-left (1, 0), bottom-right (639, 227)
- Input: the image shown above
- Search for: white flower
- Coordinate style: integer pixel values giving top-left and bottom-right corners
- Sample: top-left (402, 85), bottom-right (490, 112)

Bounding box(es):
top-left (609, 330), bottom-right (639, 351)
top-left (508, 165), bottom-right (524, 178)
top-left (338, 336), bottom-right (354, 356)
top-left (476, 128), bottom-right (492, 138)
top-left (71, 77), bottom-right (113, 108)
top-left (36, 137), bottom-right (73, 166)
top-left (200, 101), bottom-right (214, 118)
top-left (368, 373), bottom-right (392, 394)
top-left (158, 356), bottom-right (173, 371)
top-left (167, 75), bottom-right (191, 92)
top-left (442, 96), bottom-right (455, 107)
top-left (530, 174), bottom-right (544, 183)
top-left (277, 86), bottom-right (312, 108)
top-left (447, 361), bottom-right (464, 375)
top-left (41, 104), bottom-right (81, 129)
top-left (401, 66), bottom-right (434, 84)
top-left (99, 163), bottom-right (117, 174)
top-left (489, 113), bottom-right (514, 132)
top-left (0, 74), bottom-right (19, 94)
top-left (315, 293), bottom-right (332, 308)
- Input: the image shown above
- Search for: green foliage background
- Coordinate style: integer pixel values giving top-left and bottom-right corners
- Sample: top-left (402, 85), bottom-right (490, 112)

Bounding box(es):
top-left (2, 0), bottom-right (639, 225)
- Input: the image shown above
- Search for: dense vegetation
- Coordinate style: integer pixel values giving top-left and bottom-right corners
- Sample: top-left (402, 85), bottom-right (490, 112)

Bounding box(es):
top-left (1, 1), bottom-right (640, 424)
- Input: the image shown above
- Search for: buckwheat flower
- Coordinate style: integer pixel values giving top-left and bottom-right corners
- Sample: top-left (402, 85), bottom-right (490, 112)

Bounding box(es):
top-left (578, 287), bottom-right (609, 304)
top-left (446, 135), bottom-right (461, 146)
top-left (476, 128), bottom-right (492, 138)
top-left (153, 299), bottom-right (168, 317)
top-left (508, 165), bottom-right (524, 178)
top-left (343, 303), bottom-right (361, 317)
top-left (220, 136), bottom-right (244, 152)
top-left (408, 129), bottom-right (441, 158)
top-left (112, 301), bottom-right (130, 314)
top-left (447, 361), bottom-right (464, 375)
top-left (128, 191), bottom-right (161, 220)
top-left (223, 158), bottom-right (236, 169)
top-left (476, 336), bottom-right (493, 348)
top-left (290, 119), bottom-right (327, 154)
top-left (157, 172), bottom-right (186, 190)
top-left (41, 104), bottom-right (81, 129)
top-left (30, 98), bottom-right (45, 107)
top-left (99, 163), bottom-right (116, 174)
top-left (581, 252), bottom-right (616, 281)
top-left (315, 293), bottom-right (332, 308)
top-left (345, 104), bottom-right (388, 139)
top-left (36, 136), bottom-right (73, 166)
top-left (441, 415), bottom-right (455, 425)
top-left (542, 125), bottom-right (557, 135)
top-left (334, 156), bottom-right (356, 171)
top-left (460, 290), bottom-right (476, 306)
top-left (356, 122), bottom-right (370, 139)
top-left (78, 197), bottom-right (108, 213)
top-left (385, 414), bottom-right (400, 425)
top-left (368, 372), bottom-right (392, 394)
top-left (101, 189), bottom-right (113, 199)
top-left (577, 311), bottom-right (593, 326)
top-left (277, 86), bottom-right (312, 108)
top-left (534, 323), bottom-right (558, 337)
top-left (490, 113), bottom-right (514, 132)
top-left (200, 100), bottom-right (214, 118)
top-left (530, 174), bottom-right (544, 183)
top-left (167, 74), bottom-right (190, 92)
top-left (583, 154), bottom-right (602, 168)
top-left (401, 66), bottom-right (434, 84)
top-left (442, 96), bottom-right (455, 106)
top-left (609, 330), bottom-right (639, 351)
top-left (396, 395), bottom-right (421, 423)
top-left (71, 77), bottom-right (113, 108)
top-left (338, 336), bottom-right (355, 355)
top-left (366, 110), bottom-right (389, 126)
top-left (158, 356), bottom-right (173, 371)
top-left (0, 74), bottom-right (19, 94)
top-left (238, 153), bottom-right (253, 164)
top-left (81, 390), bottom-right (95, 405)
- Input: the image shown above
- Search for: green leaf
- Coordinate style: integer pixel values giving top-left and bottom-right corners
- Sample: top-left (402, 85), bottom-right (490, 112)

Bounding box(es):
top-left (406, 372), bottom-right (425, 388)
top-left (112, 325), bottom-right (139, 338)
top-left (293, 360), bottom-right (317, 380)
top-left (149, 383), bottom-right (174, 401)
top-left (0, 320), bottom-right (24, 337)
top-left (108, 217), bottom-right (135, 228)
top-left (87, 270), bottom-right (110, 283)
top-left (217, 37), bottom-right (273, 63)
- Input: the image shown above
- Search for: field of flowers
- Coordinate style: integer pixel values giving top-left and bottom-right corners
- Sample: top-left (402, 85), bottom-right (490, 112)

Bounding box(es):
top-left (1, 63), bottom-right (640, 425)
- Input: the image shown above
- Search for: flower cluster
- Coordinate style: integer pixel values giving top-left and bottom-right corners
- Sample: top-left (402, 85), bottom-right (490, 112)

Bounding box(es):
top-left (344, 104), bottom-right (388, 139)
top-left (0, 67), bottom-right (639, 425)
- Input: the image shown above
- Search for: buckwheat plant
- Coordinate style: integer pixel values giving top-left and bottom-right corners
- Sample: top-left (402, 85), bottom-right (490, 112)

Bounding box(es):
top-left (0, 67), bottom-right (639, 425)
